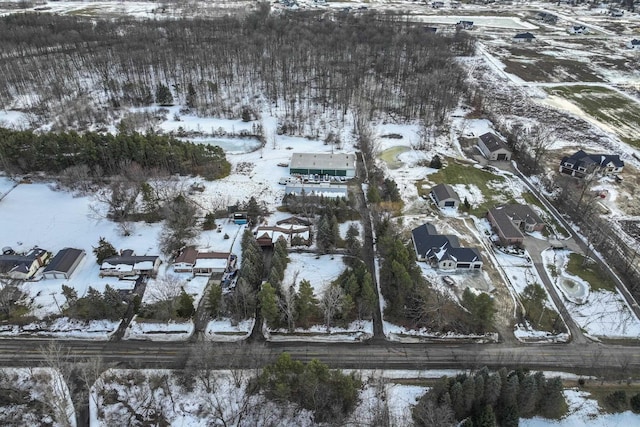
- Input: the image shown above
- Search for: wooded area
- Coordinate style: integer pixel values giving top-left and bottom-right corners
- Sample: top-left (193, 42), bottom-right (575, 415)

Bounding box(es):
top-left (0, 8), bottom-right (472, 128)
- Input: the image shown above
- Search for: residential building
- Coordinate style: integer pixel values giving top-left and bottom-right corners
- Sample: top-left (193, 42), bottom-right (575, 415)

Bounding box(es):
top-left (478, 132), bottom-right (512, 161)
top-left (456, 21), bottom-right (474, 30)
top-left (487, 204), bottom-right (545, 246)
top-left (430, 183), bottom-right (460, 209)
top-left (411, 223), bottom-right (483, 271)
top-left (100, 252), bottom-right (161, 278)
top-left (514, 32), bottom-right (536, 42)
top-left (289, 153), bottom-right (356, 178)
top-left (628, 39), bottom-right (640, 50)
top-left (559, 150), bottom-right (624, 179)
top-left (43, 248), bottom-right (86, 279)
top-left (0, 247), bottom-right (49, 280)
top-left (569, 25), bottom-right (588, 34)
top-left (172, 247), bottom-right (234, 276)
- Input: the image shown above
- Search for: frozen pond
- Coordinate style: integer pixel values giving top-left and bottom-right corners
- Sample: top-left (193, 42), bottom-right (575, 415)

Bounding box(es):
top-left (180, 137), bottom-right (262, 154)
top-left (417, 15), bottom-right (538, 30)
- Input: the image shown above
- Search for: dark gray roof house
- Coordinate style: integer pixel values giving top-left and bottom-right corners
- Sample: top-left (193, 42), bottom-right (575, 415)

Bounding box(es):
top-left (559, 150), bottom-right (624, 178)
top-left (478, 132), bottom-right (512, 161)
top-left (43, 248), bottom-right (86, 279)
top-left (514, 32), bottom-right (535, 42)
top-left (430, 183), bottom-right (460, 209)
top-left (411, 223), bottom-right (482, 271)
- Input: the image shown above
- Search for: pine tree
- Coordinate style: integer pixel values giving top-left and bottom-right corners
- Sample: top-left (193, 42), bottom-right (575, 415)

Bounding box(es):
top-left (518, 374), bottom-right (539, 418)
top-left (206, 283), bottom-right (222, 317)
top-left (429, 155), bottom-right (442, 169)
top-left (176, 289), bottom-right (195, 318)
top-left (93, 237), bottom-right (118, 264)
top-left (474, 404), bottom-right (497, 427)
top-left (540, 377), bottom-right (566, 419)
top-left (155, 83), bottom-right (174, 106)
top-left (259, 282), bottom-right (279, 328)
top-left (296, 279), bottom-right (318, 329)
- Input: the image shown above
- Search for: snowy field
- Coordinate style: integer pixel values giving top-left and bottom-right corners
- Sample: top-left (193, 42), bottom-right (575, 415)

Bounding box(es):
top-left (543, 250), bottom-right (640, 338)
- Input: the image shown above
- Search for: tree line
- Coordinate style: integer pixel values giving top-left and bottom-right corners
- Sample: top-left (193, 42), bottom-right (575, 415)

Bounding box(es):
top-left (0, 8), bottom-right (472, 129)
top-left (413, 367), bottom-right (567, 427)
top-left (0, 128), bottom-right (230, 179)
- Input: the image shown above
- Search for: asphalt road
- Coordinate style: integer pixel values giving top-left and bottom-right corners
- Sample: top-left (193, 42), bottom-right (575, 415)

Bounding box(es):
top-left (2, 339), bottom-right (640, 377)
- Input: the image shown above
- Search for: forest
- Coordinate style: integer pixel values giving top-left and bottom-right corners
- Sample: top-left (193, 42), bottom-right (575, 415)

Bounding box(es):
top-left (0, 128), bottom-right (230, 178)
top-left (0, 7), bottom-right (473, 129)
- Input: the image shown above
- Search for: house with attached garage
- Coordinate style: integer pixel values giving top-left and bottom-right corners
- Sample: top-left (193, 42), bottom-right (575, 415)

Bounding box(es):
top-left (513, 32), bottom-right (535, 43)
top-left (478, 132), bottom-right (512, 161)
top-left (411, 223), bottom-right (483, 271)
top-left (559, 150), bottom-right (624, 179)
top-left (100, 251), bottom-right (161, 278)
top-left (487, 204), bottom-right (544, 246)
top-left (0, 247), bottom-right (50, 280)
top-left (430, 183), bottom-right (460, 209)
top-left (456, 20), bottom-right (474, 30)
top-left (42, 248), bottom-right (86, 279)
top-left (628, 39), bottom-right (640, 50)
top-left (172, 247), bottom-right (234, 276)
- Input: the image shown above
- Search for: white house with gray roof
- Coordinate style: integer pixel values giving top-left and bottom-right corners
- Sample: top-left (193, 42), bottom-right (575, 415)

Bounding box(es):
top-left (411, 223), bottom-right (482, 271)
top-left (430, 183), bottom-right (460, 209)
top-left (478, 132), bottom-right (512, 161)
top-left (43, 248), bottom-right (86, 279)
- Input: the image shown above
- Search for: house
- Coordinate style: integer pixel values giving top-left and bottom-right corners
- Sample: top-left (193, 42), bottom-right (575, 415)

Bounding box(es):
top-left (411, 223), bottom-right (483, 271)
top-left (487, 204), bottom-right (544, 246)
top-left (43, 248), bottom-right (86, 279)
top-left (431, 1), bottom-right (444, 8)
top-left (430, 183), bottom-right (460, 209)
top-left (569, 25), bottom-right (588, 35)
top-left (289, 153), bottom-right (357, 178)
top-left (276, 216), bottom-right (312, 227)
top-left (535, 12), bottom-right (557, 24)
top-left (610, 9), bottom-right (624, 17)
top-left (628, 39), bottom-right (640, 50)
top-left (456, 20), bottom-right (474, 30)
top-left (478, 132), bottom-right (512, 161)
top-left (100, 252), bottom-right (161, 278)
top-left (513, 32), bottom-right (536, 42)
top-left (255, 229), bottom-right (275, 248)
top-left (0, 247), bottom-right (50, 280)
top-left (559, 150), bottom-right (624, 179)
top-left (172, 247), bottom-right (234, 276)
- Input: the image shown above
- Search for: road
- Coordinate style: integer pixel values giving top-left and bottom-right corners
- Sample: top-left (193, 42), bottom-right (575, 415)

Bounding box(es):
top-left (1, 338), bottom-right (640, 376)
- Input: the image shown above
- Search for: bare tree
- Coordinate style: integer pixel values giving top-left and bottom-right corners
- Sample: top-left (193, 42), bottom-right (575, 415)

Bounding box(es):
top-left (320, 285), bottom-right (345, 330)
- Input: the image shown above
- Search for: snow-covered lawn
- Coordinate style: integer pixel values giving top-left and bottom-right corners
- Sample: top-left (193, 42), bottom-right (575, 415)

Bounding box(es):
top-left (543, 250), bottom-right (640, 338)
top-left (124, 318), bottom-right (194, 341)
top-left (282, 253), bottom-right (346, 295)
top-left (205, 318), bottom-right (255, 342)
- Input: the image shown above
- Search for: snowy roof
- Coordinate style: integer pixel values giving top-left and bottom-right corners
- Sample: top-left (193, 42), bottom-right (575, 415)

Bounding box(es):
top-left (101, 255), bottom-right (159, 269)
top-left (631, 39), bottom-right (640, 46)
top-left (290, 152), bottom-right (356, 171)
top-left (194, 258), bottom-right (227, 270)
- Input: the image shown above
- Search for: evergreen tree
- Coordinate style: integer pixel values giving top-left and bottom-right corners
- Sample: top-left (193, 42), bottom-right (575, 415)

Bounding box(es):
top-left (474, 405), bottom-right (497, 427)
top-left (155, 83), bottom-right (174, 106)
top-left (206, 283), bottom-right (222, 317)
top-left (429, 155), bottom-right (443, 169)
top-left (176, 288), bottom-right (195, 318)
top-left (462, 288), bottom-right (495, 332)
top-left (539, 377), bottom-right (566, 419)
top-left (259, 282), bottom-right (279, 328)
top-left (93, 237), bottom-right (118, 264)
top-left (61, 284), bottom-right (78, 304)
top-left (360, 273), bottom-right (377, 318)
top-left (518, 374), bottom-right (539, 418)
top-left (296, 279), bottom-right (318, 329)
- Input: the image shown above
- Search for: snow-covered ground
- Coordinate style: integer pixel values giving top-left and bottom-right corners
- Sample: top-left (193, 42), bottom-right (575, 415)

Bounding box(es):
top-left (543, 249), bottom-right (640, 338)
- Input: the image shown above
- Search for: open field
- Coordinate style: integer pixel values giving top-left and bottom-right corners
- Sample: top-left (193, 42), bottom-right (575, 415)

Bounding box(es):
top-left (545, 86), bottom-right (640, 149)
